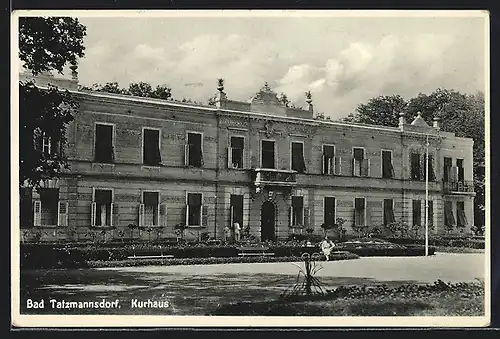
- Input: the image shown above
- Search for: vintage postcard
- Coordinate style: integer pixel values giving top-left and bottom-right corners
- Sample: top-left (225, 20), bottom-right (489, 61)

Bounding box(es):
top-left (11, 10), bottom-right (490, 328)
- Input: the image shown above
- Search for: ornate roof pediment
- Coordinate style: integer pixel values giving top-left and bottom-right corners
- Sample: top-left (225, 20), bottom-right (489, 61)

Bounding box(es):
top-left (251, 82), bottom-right (281, 105)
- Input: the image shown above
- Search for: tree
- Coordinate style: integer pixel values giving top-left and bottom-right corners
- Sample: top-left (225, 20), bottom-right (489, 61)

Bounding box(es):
top-left (19, 17), bottom-right (87, 189)
top-left (126, 82), bottom-right (153, 97)
top-left (150, 85), bottom-right (172, 100)
top-left (278, 93), bottom-right (290, 107)
top-left (343, 94), bottom-right (407, 127)
top-left (19, 17), bottom-right (86, 76)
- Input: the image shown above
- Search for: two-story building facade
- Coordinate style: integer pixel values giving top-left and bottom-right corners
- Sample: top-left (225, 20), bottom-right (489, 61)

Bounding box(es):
top-left (19, 71), bottom-right (475, 242)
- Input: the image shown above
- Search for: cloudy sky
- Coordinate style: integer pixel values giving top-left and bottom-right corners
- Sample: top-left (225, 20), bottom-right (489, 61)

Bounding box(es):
top-left (68, 11), bottom-right (486, 119)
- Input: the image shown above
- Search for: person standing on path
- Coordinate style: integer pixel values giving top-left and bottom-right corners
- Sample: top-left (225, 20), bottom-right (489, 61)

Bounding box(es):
top-left (223, 225), bottom-right (231, 242)
top-left (320, 236), bottom-right (335, 261)
top-left (233, 222), bottom-right (241, 242)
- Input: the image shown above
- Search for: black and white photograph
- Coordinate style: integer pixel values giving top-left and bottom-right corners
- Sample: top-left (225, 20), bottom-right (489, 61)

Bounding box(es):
top-left (11, 10), bottom-right (490, 328)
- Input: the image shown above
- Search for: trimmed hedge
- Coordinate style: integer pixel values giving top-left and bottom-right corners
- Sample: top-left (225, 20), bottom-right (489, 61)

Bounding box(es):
top-left (87, 252), bottom-right (360, 268)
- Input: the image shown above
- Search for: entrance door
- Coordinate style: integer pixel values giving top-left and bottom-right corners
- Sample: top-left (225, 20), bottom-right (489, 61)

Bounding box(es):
top-left (261, 201), bottom-right (276, 241)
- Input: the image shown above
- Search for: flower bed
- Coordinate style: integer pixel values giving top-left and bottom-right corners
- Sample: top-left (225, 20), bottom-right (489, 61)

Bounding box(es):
top-left (335, 238), bottom-right (436, 256)
top-left (212, 280), bottom-right (484, 316)
top-left (385, 237), bottom-right (485, 249)
top-left (20, 237), bottom-right (441, 269)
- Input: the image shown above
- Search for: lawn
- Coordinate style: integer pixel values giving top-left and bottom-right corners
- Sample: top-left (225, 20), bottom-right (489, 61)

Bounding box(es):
top-left (212, 281), bottom-right (485, 316)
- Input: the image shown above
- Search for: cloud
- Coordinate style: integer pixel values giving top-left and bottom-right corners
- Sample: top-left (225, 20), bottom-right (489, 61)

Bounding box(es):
top-left (273, 33), bottom-right (467, 118)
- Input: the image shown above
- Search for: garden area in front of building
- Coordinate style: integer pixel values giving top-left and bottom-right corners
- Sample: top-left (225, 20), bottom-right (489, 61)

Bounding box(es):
top-left (20, 252), bottom-right (485, 316)
top-left (19, 220), bottom-right (486, 317)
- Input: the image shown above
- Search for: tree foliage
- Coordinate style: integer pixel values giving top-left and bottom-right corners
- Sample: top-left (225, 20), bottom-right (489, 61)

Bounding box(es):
top-left (20, 82), bottom-right (77, 187)
top-left (343, 94), bottom-right (407, 127)
top-left (343, 89), bottom-right (484, 164)
top-left (19, 17), bottom-right (87, 188)
top-left (19, 17), bottom-right (86, 75)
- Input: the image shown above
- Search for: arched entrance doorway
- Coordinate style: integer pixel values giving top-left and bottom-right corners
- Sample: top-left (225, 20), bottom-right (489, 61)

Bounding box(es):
top-left (261, 201), bottom-right (276, 242)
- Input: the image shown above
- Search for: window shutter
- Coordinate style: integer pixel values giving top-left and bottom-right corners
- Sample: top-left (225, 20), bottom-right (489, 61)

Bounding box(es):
top-left (90, 202), bottom-right (96, 227)
top-left (57, 201), bottom-right (68, 227)
top-left (202, 205), bottom-right (208, 227)
top-left (184, 144), bottom-right (189, 166)
top-left (185, 204), bottom-right (189, 227)
top-left (230, 205), bottom-right (234, 227)
top-left (157, 204), bottom-right (161, 226)
top-left (33, 200), bottom-right (42, 226)
top-left (160, 204), bottom-right (167, 227)
top-left (321, 155), bottom-right (326, 175)
top-left (452, 166), bottom-right (459, 181)
top-left (365, 205), bottom-right (371, 227)
top-left (367, 159), bottom-right (371, 177)
top-left (304, 207), bottom-right (310, 227)
top-left (110, 202), bottom-right (115, 226)
top-left (227, 147), bottom-right (233, 168)
top-left (289, 206), bottom-right (293, 227)
top-left (329, 157), bottom-right (335, 175)
top-left (139, 203), bottom-right (145, 227)
top-left (335, 156), bottom-right (341, 175)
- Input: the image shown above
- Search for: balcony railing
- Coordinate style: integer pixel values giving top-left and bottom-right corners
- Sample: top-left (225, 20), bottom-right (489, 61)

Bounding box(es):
top-left (253, 168), bottom-right (297, 187)
top-left (442, 180), bottom-right (474, 193)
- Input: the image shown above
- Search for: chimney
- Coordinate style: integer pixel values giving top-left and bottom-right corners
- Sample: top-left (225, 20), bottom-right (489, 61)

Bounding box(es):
top-left (70, 64), bottom-right (79, 81)
top-left (305, 91), bottom-right (313, 114)
top-left (398, 112), bottom-right (406, 130)
top-left (433, 116), bottom-right (440, 130)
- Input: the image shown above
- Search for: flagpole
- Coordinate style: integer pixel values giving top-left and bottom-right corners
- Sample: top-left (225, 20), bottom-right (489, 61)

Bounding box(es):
top-left (425, 133), bottom-right (429, 256)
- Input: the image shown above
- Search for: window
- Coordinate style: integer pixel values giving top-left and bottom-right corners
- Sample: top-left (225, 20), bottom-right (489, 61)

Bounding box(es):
top-left (354, 198), bottom-right (365, 226)
top-left (322, 145), bottom-right (335, 175)
top-left (95, 124), bottom-right (114, 163)
top-left (261, 140), bottom-right (275, 169)
top-left (92, 189), bottom-right (113, 227)
top-left (230, 195), bottom-right (244, 226)
top-left (444, 201), bottom-right (456, 227)
top-left (410, 152), bottom-right (421, 180)
top-left (186, 193), bottom-right (202, 226)
top-left (324, 197), bottom-right (336, 227)
top-left (443, 157), bottom-right (452, 182)
top-left (457, 159), bottom-right (464, 182)
top-left (291, 142), bottom-right (306, 173)
top-left (140, 192), bottom-right (160, 226)
top-left (457, 201), bottom-right (467, 227)
top-left (383, 199), bottom-right (395, 226)
top-left (42, 134), bottom-right (51, 156)
top-left (20, 187), bottom-right (33, 228)
top-left (34, 130), bottom-right (59, 156)
top-left (427, 200), bottom-right (434, 226)
top-left (382, 150), bottom-right (394, 178)
top-left (228, 136), bottom-right (244, 169)
top-left (33, 188), bottom-right (59, 226)
top-left (290, 196), bottom-right (304, 226)
top-left (412, 200), bottom-right (422, 226)
top-left (143, 128), bottom-right (161, 166)
top-left (186, 132), bottom-right (203, 168)
top-left (353, 148), bottom-right (369, 177)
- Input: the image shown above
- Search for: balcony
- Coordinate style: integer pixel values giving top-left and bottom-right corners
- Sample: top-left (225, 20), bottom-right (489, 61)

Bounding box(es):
top-left (442, 180), bottom-right (475, 194)
top-left (252, 168), bottom-right (297, 187)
